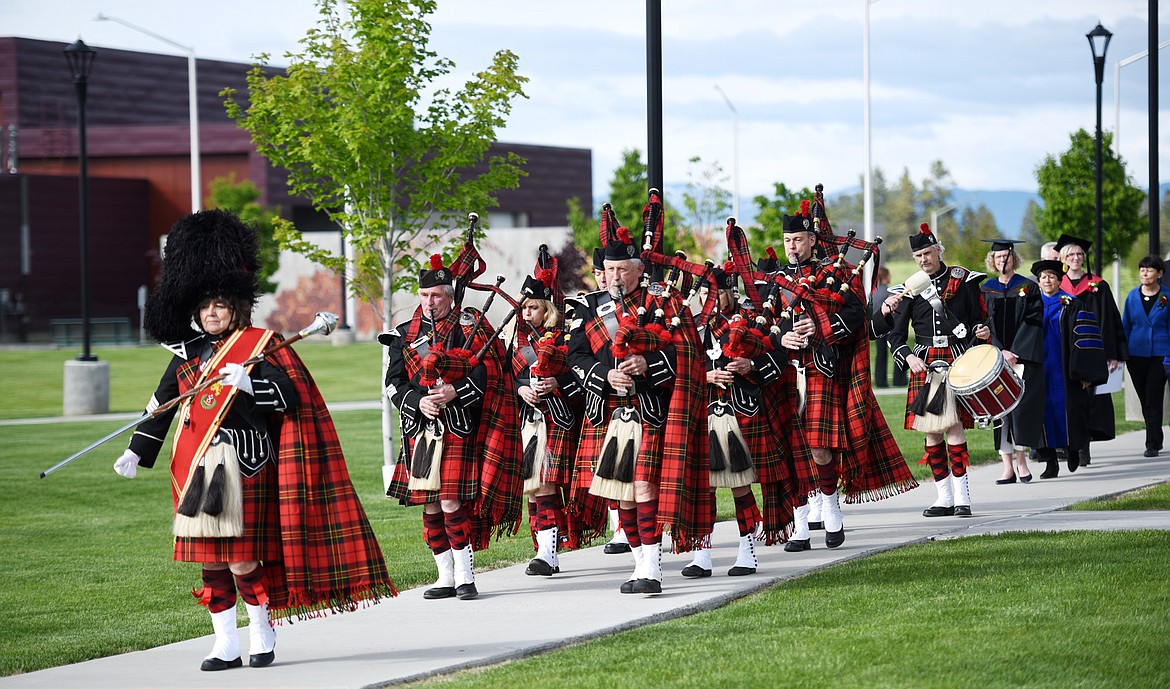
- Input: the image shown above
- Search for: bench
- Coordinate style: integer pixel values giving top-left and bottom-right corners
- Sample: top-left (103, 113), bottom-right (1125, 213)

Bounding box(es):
top-left (50, 317), bottom-right (136, 346)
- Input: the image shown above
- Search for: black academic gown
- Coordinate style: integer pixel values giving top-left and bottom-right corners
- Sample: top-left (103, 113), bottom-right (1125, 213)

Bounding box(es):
top-left (982, 274), bottom-right (1045, 448)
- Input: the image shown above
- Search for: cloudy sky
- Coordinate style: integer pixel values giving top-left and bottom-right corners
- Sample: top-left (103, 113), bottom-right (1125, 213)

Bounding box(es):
top-left (4, 1), bottom-right (1167, 207)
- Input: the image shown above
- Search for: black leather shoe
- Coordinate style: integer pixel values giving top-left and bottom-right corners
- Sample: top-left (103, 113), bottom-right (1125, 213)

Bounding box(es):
top-left (1019, 473), bottom-right (1033, 483)
top-left (1040, 467), bottom-right (1058, 479)
top-left (603, 542), bottom-right (632, 554)
top-left (728, 565), bottom-right (756, 576)
top-left (681, 564), bottom-right (712, 578)
top-left (808, 521), bottom-right (825, 531)
top-left (1079, 448), bottom-right (1091, 465)
top-left (783, 538), bottom-right (811, 552)
top-left (423, 585), bottom-right (456, 600)
top-left (1144, 448), bottom-right (1159, 458)
top-left (455, 583), bottom-right (478, 600)
top-left (996, 475), bottom-right (1016, 485)
top-left (525, 558), bottom-right (555, 576)
top-left (922, 505), bottom-right (955, 517)
top-left (249, 650), bottom-right (275, 668)
top-left (1067, 453), bottom-right (1079, 472)
top-left (825, 529), bottom-right (845, 548)
top-left (200, 656), bottom-right (242, 672)
top-left (620, 580), bottom-right (636, 594)
top-left (631, 578), bottom-right (662, 594)
top-left (954, 505), bottom-right (972, 517)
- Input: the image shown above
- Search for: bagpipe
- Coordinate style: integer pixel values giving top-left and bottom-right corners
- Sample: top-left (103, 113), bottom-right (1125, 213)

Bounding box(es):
top-left (806, 184), bottom-right (884, 301)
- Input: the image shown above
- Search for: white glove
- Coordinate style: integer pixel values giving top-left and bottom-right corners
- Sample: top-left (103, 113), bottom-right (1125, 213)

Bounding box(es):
top-left (218, 363), bottom-right (254, 395)
top-left (113, 449), bottom-right (140, 479)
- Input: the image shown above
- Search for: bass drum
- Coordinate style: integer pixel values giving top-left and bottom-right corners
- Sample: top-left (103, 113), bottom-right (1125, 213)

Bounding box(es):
top-left (947, 344), bottom-right (1024, 429)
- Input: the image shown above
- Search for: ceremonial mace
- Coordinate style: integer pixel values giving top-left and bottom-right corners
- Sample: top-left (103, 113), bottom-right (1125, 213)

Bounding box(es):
top-left (40, 312), bottom-right (339, 478)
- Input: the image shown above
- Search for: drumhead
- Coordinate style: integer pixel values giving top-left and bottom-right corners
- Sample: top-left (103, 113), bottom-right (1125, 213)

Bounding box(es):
top-left (948, 344), bottom-right (1004, 392)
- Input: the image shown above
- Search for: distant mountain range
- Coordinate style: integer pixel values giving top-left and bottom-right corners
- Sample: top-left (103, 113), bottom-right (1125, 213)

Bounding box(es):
top-left (634, 183), bottom-right (1170, 240)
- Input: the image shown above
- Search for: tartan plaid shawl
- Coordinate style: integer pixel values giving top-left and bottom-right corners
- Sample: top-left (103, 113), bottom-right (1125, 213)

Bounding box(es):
top-left (469, 312), bottom-right (524, 550)
top-left (656, 295), bottom-right (712, 552)
top-left (835, 318), bottom-right (918, 503)
top-left (266, 339), bottom-right (397, 619)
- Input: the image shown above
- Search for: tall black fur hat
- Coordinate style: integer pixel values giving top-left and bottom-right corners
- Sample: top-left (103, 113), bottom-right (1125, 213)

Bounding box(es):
top-left (143, 209), bottom-right (261, 343)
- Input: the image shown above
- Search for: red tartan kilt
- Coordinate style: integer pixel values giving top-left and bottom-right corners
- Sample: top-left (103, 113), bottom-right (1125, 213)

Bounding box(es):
top-left (796, 368), bottom-right (847, 449)
top-left (391, 429), bottom-right (481, 504)
top-left (767, 368), bottom-right (818, 494)
top-left (541, 414), bottom-right (580, 487)
top-left (903, 346), bottom-right (974, 430)
top-left (174, 461), bottom-right (281, 564)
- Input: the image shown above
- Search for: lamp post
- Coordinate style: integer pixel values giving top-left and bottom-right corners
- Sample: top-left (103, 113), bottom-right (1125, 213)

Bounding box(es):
top-left (96, 13), bottom-right (201, 212)
top-left (62, 39), bottom-right (109, 416)
top-left (65, 39), bottom-right (97, 363)
top-left (714, 84), bottom-right (739, 221)
top-left (1087, 22), bottom-right (1112, 277)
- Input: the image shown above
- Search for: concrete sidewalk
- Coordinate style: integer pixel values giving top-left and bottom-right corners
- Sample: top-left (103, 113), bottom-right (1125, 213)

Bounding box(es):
top-left (3, 429), bottom-right (1168, 689)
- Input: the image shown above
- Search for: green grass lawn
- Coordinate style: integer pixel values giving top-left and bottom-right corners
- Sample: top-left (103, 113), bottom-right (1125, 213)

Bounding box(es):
top-left (0, 341), bottom-right (384, 419)
top-left (413, 531), bottom-right (1170, 689)
top-left (1070, 481), bottom-right (1170, 511)
top-left (0, 345), bottom-right (1151, 677)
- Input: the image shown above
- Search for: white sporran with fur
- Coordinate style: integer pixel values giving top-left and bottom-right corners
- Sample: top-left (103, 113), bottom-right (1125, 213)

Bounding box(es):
top-left (912, 369), bottom-right (960, 433)
top-left (173, 442), bottom-right (243, 538)
top-left (708, 402), bottom-right (757, 488)
top-left (408, 419), bottom-right (445, 492)
top-left (589, 406), bottom-right (640, 502)
top-left (520, 409), bottom-right (548, 494)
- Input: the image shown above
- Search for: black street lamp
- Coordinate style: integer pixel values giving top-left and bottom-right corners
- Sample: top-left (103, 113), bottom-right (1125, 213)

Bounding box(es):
top-left (1086, 22), bottom-right (1112, 277)
top-left (64, 39), bottom-right (97, 362)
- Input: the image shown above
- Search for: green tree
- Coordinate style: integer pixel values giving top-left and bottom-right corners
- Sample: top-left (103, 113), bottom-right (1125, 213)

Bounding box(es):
top-left (567, 149), bottom-right (686, 257)
top-left (1018, 199), bottom-right (1044, 259)
top-left (223, 0), bottom-right (527, 464)
top-left (919, 160), bottom-right (955, 216)
top-left (884, 168), bottom-right (918, 240)
top-left (951, 204), bottom-right (1000, 271)
top-left (1034, 129), bottom-right (1147, 267)
top-left (749, 182), bottom-right (814, 258)
top-left (205, 174), bottom-right (281, 294)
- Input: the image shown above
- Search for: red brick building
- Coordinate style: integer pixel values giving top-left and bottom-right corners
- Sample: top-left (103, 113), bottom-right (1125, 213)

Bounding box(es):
top-left (0, 37), bottom-right (591, 340)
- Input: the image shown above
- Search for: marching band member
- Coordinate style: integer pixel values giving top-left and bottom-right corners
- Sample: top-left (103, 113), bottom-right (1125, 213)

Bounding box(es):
top-left (115, 210), bottom-right (394, 671)
top-left (681, 263), bottom-right (796, 577)
top-left (507, 251), bottom-right (584, 576)
top-left (381, 249), bottom-right (520, 602)
top-left (879, 224), bottom-right (990, 518)
top-left (570, 196), bottom-right (709, 594)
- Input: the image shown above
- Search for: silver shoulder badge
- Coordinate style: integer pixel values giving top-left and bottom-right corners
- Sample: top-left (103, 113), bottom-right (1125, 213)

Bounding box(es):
top-left (648, 282), bottom-right (665, 296)
top-left (459, 311), bottom-right (475, 326)
top-left (950, 266), bottom-right (965, 279)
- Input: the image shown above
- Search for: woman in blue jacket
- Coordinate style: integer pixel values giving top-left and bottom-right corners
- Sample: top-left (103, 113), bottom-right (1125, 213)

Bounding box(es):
top-left (1122, 255), bottom-right (1170, 457)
